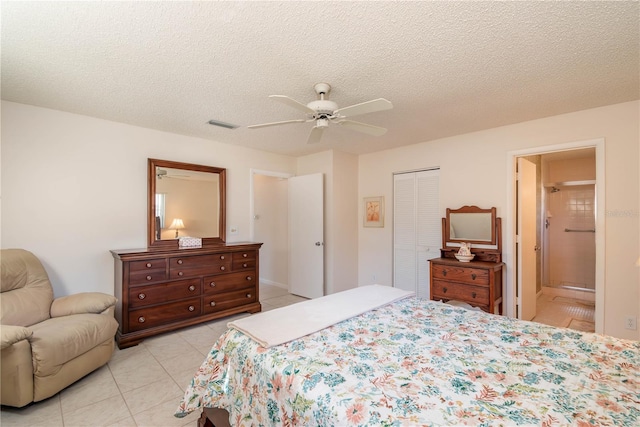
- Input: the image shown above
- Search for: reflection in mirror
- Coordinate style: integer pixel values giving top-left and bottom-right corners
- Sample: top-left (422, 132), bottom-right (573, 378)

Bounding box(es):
top-left (444, 206), bottom-right (496, 246)
top-left (155, 167), bottom-right (220, 240)
top-left (148, 159), bottom-right (226, 248)
top-left (449, 213), bottom-right (492, 242)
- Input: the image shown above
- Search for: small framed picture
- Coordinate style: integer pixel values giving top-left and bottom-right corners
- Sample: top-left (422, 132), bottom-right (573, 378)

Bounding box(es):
top-left (363, 196), bottom-right (384, 227)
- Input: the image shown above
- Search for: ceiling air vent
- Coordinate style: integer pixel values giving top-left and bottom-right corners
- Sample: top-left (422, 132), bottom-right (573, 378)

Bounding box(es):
top-left (207, 119), bottom-right (239, 129)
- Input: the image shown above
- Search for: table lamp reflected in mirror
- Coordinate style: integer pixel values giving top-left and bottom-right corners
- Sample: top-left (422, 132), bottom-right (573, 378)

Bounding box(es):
top-left (168, 218), bottom-right (185, 238)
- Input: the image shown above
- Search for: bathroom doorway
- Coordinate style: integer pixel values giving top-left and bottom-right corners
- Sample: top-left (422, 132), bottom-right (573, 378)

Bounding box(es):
top-left (536, 149), bottom-right (597, 331)
top-left (504, 139), bottom-right (605, 333)
top-left (533, 148), bottom-right (596, 332)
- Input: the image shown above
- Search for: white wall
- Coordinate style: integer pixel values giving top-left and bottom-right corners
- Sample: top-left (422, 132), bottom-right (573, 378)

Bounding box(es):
top-left (358, 100), bottom-right (639, 339)
top-left (1, 101), bottom-right (296, 297)
top-left (253, 174), bottom-right (288, 287)
top-left (329, 150), bottom-right (358, 293)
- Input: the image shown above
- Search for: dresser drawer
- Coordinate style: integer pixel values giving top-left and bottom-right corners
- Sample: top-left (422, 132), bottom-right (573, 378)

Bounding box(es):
top-left (203, 271), bottom-right (256, 294)
top-left (431, 264), bottom-right (489, 286)
top-left (129, 258), bottom-right (167, 273)
top-left (129, 270), bottom-right (169, 285)
top-left (128, 297), bottom-right (201, 332)
top-left (232, 251), bottom-right (256, 272)
top-left (128, 278), bottom-right (201, 309)
top-left (431, 280), bottom-right (489, 305)
top-left (169, 254), bottom-right (232, 279)
top-left (203, 288), bottom-right (257, 314)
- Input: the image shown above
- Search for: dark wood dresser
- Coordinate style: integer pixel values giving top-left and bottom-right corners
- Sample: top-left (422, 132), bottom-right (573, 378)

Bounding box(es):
top-left (430, 206), bottom-right (505, 315)
top-left (111, 242), bottom-right (262, 348)
top-left (430, 257), bottom-right (504, 314)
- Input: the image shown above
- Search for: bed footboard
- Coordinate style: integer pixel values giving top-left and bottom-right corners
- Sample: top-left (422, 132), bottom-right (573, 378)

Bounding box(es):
top-left (198, 408), bottom-right (231, 427)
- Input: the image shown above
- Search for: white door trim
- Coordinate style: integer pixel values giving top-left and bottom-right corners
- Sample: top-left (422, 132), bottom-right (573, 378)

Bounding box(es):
top-left (505, 138), bottom-right (605, 333)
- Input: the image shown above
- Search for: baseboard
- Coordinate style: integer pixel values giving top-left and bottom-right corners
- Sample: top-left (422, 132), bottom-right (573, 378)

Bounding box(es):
top-left (259, 278), bottom-right (288, 290)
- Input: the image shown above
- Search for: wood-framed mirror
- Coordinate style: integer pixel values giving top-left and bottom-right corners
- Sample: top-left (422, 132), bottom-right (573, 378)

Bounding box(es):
top-left (148, 158), bottom-right (226, 249)
top-left (444, 205), bottom-right (497, 246)
top-left (441, 205), bottom-right (502, 263)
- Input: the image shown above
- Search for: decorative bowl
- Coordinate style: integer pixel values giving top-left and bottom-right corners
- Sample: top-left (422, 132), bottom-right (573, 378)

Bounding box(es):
top-left (455, 253), bottom-right (475, 262)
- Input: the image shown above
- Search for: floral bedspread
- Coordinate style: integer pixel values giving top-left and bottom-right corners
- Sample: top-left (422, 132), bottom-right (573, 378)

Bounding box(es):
top-left (176, 297), bottom-right (639, 426)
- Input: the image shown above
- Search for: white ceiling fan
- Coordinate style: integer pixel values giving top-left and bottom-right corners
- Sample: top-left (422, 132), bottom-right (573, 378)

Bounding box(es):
top-left (247, 83), bottom-right (393, 144)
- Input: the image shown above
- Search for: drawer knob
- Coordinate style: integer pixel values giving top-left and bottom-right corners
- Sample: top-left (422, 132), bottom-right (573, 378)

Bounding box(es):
top-left (220, 255), bottom-right (225, 260)
top-left (177, 259), bottom-right (183, 265)
top-left (146, 262), bottom-right (152, 268)
top-left (220, 266), bottom-right (225, 271)
top-left (146, 275), bottom-right (152, 281)
top-left (209, 282), bottom-right (216, 287)
top-left (243, 253), bottom-right (248, 258)
top-left (443, 287), bottom-right (448, 293)
top-left (243, 263), bottom-right (248, 268)
top-left (246, 293), bottom-right (252, 298)
top-left (138, 293), bottom-right (146, 300)
top-left (188, 305), bottom-right (195, 312)
top-left (442, 270), bottom-right (447, 277)
top-left (472, 292), bottom-right (477, 298)
top-left (246, 276), bottom-right (252, 281)
top-left (471, 273), bottom-right (477, 280)
top-left (210, 301), bottom-right (216, 307)
top-left (178, 271), bottom-right (184, 276)
top-left (138, 316), bottom-right (145, 323)
top-left (189, 285), bottom-right (196, 291)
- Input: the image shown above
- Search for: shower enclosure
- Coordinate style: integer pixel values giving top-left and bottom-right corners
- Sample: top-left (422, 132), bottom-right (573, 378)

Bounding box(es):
top-left (542, 182), bottom-right (596, 291)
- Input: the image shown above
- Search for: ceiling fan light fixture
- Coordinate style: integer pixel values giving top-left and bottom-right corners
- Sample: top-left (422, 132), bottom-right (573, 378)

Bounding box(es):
top-left (315, 118), bottom-right (329, 128)
top-left (207, 119), bottom-right (239, 129)
top-left (247, 83), bottom-right (393, 143)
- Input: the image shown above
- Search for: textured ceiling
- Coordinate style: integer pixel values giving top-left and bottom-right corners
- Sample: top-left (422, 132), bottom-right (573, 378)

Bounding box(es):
top-left (2, 1), bottom-right (638, 157)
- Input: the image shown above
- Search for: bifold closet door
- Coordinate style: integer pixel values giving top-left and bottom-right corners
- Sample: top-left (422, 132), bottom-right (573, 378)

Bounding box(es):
top-left (393, 169), bottom-right (440, 298)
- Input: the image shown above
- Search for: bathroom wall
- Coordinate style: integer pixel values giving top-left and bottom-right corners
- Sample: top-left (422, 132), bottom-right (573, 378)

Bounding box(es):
top-left (543, 154), bottom-right (596, 290)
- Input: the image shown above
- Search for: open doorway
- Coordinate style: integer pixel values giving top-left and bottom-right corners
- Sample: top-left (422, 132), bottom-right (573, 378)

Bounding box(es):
top-left (250, 169), bottom-right (325, 299)
top-left (250, 170), bottom-right (291, 290)
top-left (507, 139), bottom-right (604, 334)
top-left (531, 150), bottom-right (597, 332)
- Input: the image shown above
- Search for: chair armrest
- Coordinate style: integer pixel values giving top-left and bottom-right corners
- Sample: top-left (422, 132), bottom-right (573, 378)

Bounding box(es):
top-left (1, 325), bottom-right (33, 349)
top-left (50, 292), bottom-right (117, 318)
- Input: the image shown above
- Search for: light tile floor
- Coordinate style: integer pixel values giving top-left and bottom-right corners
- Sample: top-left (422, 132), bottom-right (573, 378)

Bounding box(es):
top-left (2, 284), bottom-right (596, 426)
top-left (0, 284), bottom-right (302, 427)
top-left (532, 289), bottom-right (595, 332)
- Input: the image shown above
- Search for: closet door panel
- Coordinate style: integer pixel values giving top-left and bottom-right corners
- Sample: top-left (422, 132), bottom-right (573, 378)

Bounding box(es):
top-left (416, 170), bottom-right (440, 298)
top-left (393, 173), bottom-right (416, 291)
top-left (393, 170), bottom-right (439, 297)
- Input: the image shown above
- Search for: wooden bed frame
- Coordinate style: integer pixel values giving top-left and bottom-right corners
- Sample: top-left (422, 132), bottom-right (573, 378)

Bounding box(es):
top-left (198, 408), bottom-right (231, 427)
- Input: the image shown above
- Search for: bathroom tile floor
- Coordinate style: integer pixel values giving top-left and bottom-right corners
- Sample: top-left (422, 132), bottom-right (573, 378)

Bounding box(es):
top-left (0, 284), bottom-right (303, 427)
top-left (532, 291), bottom-right (595, 332)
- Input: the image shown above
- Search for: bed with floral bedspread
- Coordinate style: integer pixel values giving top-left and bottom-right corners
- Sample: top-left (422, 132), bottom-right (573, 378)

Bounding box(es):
top-left (176, 297), bottom-right (639, 426)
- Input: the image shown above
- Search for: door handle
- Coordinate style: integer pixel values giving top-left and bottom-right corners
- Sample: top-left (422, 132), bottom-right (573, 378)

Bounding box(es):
top-left (315, 242), bottom-right (323, 246)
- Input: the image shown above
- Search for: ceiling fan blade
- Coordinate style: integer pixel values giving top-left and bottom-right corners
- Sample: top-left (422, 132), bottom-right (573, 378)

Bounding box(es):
top-left (307, 126), bottom-right (324, 144)
top-left (269, 95), bottom-right (315, 114)
top-left (334, 98), bottom-right (393, 118)
top-left (337, 120), bottom-right (388, 136)
top-left (247, 119), bottom-right (307, 129)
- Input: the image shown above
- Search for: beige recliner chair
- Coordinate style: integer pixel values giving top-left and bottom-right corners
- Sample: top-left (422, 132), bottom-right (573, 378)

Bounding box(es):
top-left (1, 249), bottom-right (119, 407)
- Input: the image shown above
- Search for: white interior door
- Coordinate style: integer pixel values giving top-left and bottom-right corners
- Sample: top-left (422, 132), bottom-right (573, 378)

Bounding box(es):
top-left (517, 157), bottom-right (537, 320)
top-left (289, 173), bottom-right (324, 298)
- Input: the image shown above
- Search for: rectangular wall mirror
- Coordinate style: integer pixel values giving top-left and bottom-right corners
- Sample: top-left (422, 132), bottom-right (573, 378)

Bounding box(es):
top-left (445, 206), bottom-right (496, 246)
top-left (148, 159), bottom-right (226, 248)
